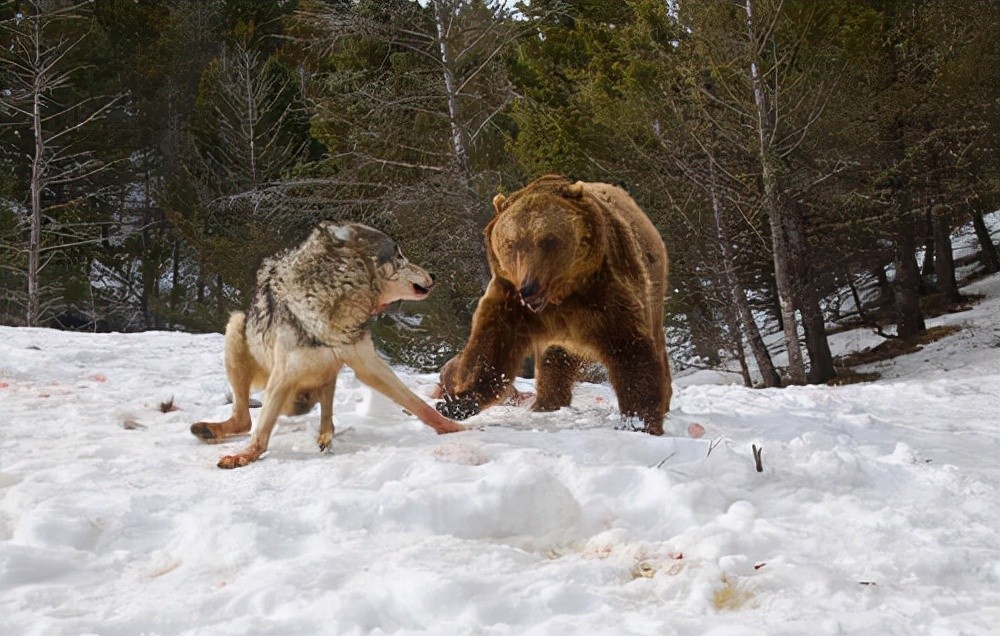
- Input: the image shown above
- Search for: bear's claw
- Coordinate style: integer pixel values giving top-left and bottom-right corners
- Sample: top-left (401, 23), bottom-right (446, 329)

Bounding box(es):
top-left (436, 396), bottom-right (481, 420)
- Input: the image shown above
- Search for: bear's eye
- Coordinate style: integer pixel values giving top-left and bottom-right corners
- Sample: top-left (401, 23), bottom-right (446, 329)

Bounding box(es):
top-left (539, 236), bottom-right (562, 252)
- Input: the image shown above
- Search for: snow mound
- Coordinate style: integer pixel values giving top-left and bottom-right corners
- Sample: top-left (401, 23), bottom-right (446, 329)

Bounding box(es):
top-left (2, 274), bottom-right (999, 634)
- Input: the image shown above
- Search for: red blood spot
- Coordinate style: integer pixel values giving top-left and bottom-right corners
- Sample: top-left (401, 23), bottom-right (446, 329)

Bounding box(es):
top-left (0, 381), bottom-right (9, 389)
top-left (672, 552), bottom-right (684, 560)
top-left (91, 373), bottom-right (107, 383)
top-left (515, 391), bottom-right (536, 408)
top-left (595, 396), bottom-right (607, 404)
top-left (687, 423), bottom-right (706, 438)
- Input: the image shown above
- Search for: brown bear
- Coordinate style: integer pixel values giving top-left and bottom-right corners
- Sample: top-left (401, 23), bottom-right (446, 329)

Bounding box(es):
top-left (436, 174), bottom-right (672, 434)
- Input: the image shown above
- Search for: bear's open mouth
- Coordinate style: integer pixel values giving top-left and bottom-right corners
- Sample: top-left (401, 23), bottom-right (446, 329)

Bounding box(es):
top-left (520, 295), bottom-right (547, 313)
top-left (412, 283), bottom-right (431, 297)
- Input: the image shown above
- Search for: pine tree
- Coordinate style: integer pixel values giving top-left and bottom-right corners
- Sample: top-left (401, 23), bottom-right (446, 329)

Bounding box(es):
top-left (1, 0), bottom-right (124, 327)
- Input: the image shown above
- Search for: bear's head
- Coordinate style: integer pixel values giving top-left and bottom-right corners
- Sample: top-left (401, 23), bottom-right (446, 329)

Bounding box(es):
top-left (486, 178), bottom-right (604, 313)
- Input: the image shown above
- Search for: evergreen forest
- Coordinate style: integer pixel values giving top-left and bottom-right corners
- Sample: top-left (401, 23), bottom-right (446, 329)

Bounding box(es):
top-left (2, 0), bottom-right (998, 386)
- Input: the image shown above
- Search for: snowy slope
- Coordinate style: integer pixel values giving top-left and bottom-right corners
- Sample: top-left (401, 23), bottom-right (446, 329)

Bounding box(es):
top-left (1, 276), bottom-right (999, 635)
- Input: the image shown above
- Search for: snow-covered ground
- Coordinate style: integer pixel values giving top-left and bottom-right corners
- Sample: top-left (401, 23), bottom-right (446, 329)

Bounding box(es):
top-left (2, 275), bottom-right (999, 635)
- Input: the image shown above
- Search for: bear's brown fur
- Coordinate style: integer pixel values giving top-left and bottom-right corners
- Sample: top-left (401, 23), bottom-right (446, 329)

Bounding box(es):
top-left (437, 174), bottom-right (672, 434)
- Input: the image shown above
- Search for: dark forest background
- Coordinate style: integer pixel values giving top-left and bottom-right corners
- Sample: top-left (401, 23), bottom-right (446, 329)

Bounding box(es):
top-left (2, 0), bottom-right (998, 385)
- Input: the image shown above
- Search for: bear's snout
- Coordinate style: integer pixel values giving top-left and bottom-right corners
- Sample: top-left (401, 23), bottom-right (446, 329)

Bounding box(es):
top-left (519, 279), bottom-right (540, 301)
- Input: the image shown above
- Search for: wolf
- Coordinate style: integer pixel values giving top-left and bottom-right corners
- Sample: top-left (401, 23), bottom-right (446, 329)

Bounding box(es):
top-left (190, 221), bottom-right (464, 469)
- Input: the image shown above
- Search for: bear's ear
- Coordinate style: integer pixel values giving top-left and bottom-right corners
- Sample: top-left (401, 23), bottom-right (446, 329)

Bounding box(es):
top-left (492, 193), bottom-right (507, 214)
top-left (560, 181), bottom-right (585, 199)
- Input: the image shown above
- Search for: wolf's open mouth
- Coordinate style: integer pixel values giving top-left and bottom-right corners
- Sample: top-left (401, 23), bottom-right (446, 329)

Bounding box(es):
top-left (412, 283), bottom-right (431, 296)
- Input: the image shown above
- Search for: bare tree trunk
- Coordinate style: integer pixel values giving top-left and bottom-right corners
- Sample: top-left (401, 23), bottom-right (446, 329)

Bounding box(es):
top-left (847, 273), bottom-right (871, 324)
top-left (688, 300), bottom-right (722, 366)
top-left (215, 274), bottom-right (225, 319)
top-left (241, 46), bottom-right (259, 189)
top-left (709, 164), bottom-right (781, 387)
top-left (800, 290), bottom-right (835, 383)
top-left (431, 0), bottom-right (470, 175)
top-left (786, 204), bottom-right (835, 384)
top-left (893, 220), bottom-right (926, 340)
top-left (8, 3), bottom-right (123, 328)
top-left (874, 264), bottom-right (893, 307)
top-left (745, 0), bottom-right (806, 384)
top-left (920, 210), bottom-right (935, 281)
top-left (172, 239), bottom-right (181, 292)
top-left (28, 51), bottom-right (43, 327)
top-left (970, 209), bottom-right (999, 273)
top-left (932, 210), bottom-right (961, 305)
top-left (769, 282), bottom-right (783, 331)
top-left (140, 171), bottom-right (155, 328)
top-left (722, 302), bottom-right (753, 387)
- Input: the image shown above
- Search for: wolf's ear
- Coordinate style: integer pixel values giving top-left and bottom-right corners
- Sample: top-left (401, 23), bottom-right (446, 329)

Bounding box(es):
top-left (560, 181), bottom-right (585, 199)
top-left (492, 193), bottom-right (507, 215)
top-left (321, 221), bottom-right (355, 244)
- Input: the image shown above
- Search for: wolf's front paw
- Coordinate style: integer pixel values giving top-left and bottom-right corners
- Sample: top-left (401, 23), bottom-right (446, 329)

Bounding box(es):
top-left (217, 452), bottom-right (257, 469)
top-left (317, 430), bottom-right (333, 452)
top-left (436, 395), bottom-right (481, 420)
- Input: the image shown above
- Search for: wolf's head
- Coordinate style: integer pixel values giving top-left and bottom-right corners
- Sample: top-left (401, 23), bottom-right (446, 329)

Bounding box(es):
top-left (320, 222), bottom-right (436, 310)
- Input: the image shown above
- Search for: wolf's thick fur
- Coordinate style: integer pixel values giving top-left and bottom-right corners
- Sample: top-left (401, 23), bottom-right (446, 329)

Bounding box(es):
top-left (191, 222), bottom-right (463, 468)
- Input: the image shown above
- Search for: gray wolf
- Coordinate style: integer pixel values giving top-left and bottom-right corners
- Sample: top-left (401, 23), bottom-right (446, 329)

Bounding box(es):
top-left (191, 221), bottom-right (464, 468)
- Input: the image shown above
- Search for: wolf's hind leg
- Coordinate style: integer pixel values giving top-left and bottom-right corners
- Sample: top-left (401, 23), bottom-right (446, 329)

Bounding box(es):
top-left (191, 312), bottom-right (255, 442)
top-left (316, 374), bottom-right (339, 452)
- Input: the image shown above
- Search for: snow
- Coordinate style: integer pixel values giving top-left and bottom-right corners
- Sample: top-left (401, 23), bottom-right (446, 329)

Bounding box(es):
top-left (2, 276), bottom-right (1000, 635)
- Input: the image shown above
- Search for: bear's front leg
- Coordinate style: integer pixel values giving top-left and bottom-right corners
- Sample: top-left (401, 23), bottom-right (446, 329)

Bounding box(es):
top-left (598, 333), bottom-right (667, 435)
top-left (436, 282), bottom-right (534, 420)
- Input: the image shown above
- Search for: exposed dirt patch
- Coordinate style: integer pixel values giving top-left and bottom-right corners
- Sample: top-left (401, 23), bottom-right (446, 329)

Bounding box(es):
top-left (835, 325), bottom-right (962, 370)
top-left (827, 369), bottom-right (883, 386)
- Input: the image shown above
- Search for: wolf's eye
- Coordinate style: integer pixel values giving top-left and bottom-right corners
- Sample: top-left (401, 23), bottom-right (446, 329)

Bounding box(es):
top-left (394, 246), bottom-right (408, 265)
top-left (539, 236), bottom-right (562, 252)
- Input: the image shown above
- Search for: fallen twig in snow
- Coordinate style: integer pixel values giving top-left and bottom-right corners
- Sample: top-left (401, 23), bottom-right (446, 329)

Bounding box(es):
top-left (706, 437), bottom-right (723, 458)
top-left (652, 452), bottom-right (678, 469)
top-left (752, 444), bottom-right (764, 473)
